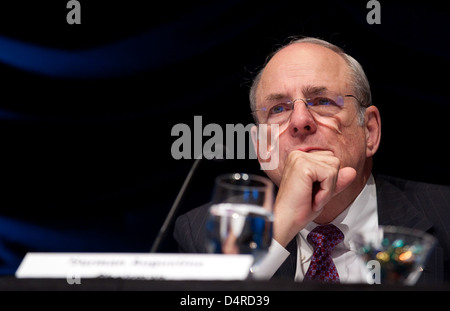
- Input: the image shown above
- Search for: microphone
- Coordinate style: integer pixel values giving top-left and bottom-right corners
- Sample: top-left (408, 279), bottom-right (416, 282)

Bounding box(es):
top-left (150, 145), bottom-right (227, 253)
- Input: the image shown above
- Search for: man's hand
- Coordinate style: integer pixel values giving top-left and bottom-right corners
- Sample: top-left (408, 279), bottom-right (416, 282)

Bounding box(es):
top-left (273, 150), bottom-right (356, 247)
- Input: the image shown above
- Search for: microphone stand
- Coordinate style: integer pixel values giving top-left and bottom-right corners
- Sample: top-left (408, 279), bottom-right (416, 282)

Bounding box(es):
top-left (150, 157), bottom-right (202, 253)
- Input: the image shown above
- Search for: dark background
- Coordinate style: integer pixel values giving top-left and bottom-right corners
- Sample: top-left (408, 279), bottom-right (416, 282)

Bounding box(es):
top-left (0, 0), bottom-right (448, 274)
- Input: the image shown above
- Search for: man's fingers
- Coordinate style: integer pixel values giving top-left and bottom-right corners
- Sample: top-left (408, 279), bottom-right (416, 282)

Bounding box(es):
top-left (311, 166), bottom-right (357, 212)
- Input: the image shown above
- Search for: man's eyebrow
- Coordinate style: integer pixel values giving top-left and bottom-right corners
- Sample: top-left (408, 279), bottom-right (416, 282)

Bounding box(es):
top-left (302, 85), bottom-right (329, 96)
top-left (264, 86), bottom-right (330, 102)
top-left (264, 93), bottom-right (288, 101)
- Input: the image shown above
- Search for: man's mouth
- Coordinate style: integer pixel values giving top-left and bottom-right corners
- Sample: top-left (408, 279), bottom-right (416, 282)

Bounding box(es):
top-left (297, 147), bottom-right (328, 153)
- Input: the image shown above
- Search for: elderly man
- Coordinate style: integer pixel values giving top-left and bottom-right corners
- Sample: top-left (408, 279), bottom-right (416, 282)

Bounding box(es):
top-left (173, 37), bottom-right (450, 284)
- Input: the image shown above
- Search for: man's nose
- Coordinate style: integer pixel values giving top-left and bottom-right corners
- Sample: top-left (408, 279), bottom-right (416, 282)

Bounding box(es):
top-left (287, 101), bottom-right (317, 137)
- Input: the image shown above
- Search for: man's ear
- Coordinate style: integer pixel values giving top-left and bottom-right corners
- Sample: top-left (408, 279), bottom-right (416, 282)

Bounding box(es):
top-left (364, 106), bottom-right (381, 158)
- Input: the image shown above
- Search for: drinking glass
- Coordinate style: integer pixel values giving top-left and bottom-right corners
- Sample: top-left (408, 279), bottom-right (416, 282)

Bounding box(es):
top-left (205, 173), bottom-right (274, 267)
top-left (354, 225), bottom-right (437, 285)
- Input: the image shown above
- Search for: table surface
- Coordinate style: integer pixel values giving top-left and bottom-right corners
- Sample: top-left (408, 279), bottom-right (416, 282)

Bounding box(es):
top-left (1, 277), bottom-right (449, 291)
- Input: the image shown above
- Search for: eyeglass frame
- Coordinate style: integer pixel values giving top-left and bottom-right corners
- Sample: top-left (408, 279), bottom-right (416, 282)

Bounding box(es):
top-left (251, 93), bottom-right (365, 125)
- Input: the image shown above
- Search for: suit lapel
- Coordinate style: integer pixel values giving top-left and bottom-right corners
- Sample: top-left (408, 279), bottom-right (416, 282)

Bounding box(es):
top-left (375, 176), bottom-right (434, 232)
top-left (375, 176), bottom-right (442, 284)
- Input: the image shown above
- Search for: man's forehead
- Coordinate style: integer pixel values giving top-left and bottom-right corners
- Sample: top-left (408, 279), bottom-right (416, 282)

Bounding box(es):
top-left (265, 43), bottom-right (347, 75)
top-left (257, 43), bottom-right (350, 99)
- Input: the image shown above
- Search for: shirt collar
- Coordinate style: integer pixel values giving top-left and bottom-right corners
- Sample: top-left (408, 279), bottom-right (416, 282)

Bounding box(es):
top-left (299, 174), bottom-right (378, 253)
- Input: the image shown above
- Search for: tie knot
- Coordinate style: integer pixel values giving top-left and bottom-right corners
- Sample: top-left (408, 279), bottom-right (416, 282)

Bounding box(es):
top-left (307, 224), bottom-right (344, 253)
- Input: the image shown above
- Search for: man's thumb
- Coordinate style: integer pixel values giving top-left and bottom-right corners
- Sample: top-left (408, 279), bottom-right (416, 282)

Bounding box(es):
top-left (335, 167), bottom-right (357, 195)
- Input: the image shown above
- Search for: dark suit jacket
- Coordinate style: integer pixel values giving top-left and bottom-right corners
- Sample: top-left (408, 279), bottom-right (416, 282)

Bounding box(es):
top-left (173, 175), bottom-right (450, 284)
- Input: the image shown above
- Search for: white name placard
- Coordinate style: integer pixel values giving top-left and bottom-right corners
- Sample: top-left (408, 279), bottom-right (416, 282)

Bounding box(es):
top-left (15, 253), bottom-right (254, 281)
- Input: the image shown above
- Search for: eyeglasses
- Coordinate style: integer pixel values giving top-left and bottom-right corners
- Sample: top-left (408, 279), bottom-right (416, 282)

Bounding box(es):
top-left (252, 91), bottom-right (361, 125)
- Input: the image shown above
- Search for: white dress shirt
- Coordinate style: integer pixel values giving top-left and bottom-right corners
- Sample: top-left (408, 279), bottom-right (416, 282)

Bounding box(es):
top-left (251, 174), bottom-right (378, 284)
